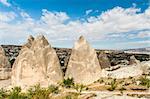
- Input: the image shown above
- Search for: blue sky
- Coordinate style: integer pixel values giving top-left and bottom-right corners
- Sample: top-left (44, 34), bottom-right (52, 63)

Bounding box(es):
top-left (0, 0), bottom-right (150, 49)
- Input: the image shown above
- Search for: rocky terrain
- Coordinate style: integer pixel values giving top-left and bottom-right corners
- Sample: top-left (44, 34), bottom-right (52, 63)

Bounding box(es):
top-left (1, 45), bottom-right (149, 69)
top-left (124, 47), bottom-right (150, 54)
top-left (0, 35), bottom-right (150, 99)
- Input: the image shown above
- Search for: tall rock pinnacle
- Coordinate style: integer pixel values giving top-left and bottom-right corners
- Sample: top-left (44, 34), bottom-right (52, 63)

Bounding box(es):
top-left (11, 35), bottom-right (63, 88)
top-left (65, 36), bottom-right (101, 85)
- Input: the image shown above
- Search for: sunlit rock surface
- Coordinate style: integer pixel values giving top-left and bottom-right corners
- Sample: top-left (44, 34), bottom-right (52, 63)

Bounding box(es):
top-left (129, 55), bottom-right (140, 65)
top-left (98, 51), bottom-right (111, 69)
top-left (11, 35), bottom-right (63, 88)
top-left (0, 46), bottom-right (11, 68)
top-left (0, 46), bottom-right (11, 80)
top-left (65, 36), bottom-right (101, 85)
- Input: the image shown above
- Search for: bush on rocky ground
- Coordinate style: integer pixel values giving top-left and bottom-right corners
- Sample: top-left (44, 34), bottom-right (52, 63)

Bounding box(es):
top-left (0, 84), bottom-right (60, 99)
top-left (61, 78), bottom-right (74, 88)
top-left (107, 79), bottom-right (118, 91)
top-left (74, 84), bottom-right (87, 94)
top-left (139, 76), bottom-right (150, 88)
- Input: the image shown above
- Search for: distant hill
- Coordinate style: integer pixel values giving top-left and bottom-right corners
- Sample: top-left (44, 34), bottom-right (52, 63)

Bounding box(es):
top-left (124, 47), bottom-right (150, 54)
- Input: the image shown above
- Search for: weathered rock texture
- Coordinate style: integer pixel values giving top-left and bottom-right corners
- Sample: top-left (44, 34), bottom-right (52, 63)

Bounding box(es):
top-left (0, 46), bottom-right (11, 68)
top-left (129, 55), bottom-right (140, 65)
top-left (65, 36), bottom-right (101, 85)
top-left (11, 35), bottom-right (63, 88)
top-left (0, 46), bottom-right (11, 80)
top-left (97, 51), bottom-right (111, 69)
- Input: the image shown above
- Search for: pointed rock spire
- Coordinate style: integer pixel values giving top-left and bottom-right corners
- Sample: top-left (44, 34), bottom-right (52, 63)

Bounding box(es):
top-left (65, 36), bottom-right (101, 85)
top-left (129, 55), bottom-right (140, 65)
top-left (23, 35), bottom-right (34, 48)
top-left (31, 35), bottom-right (50, 49)
top-left (12, 35), bottom-right (63, 88)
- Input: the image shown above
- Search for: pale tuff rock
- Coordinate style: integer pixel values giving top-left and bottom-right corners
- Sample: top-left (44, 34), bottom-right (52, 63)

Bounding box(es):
top-left (101, 65), bottom-right (143, 79)
top-left (0, 46), bottom-right (11, 80)
top-left (23, 35), bottom-right (34, 48)
top-left (11, 35), bottom-right (63, 88)
top-left (140, 60), bottom-right (150, 75)
top-left (98, 51), bottom-right (111, 69)
top-left (129, 55), bottom-right (140, 65)
top-left (101, 61), bottom-right (150, 79)
top-left (0, 46), bottom-right (11, 68)
top-left (65, 36), bottom-right (101, 85)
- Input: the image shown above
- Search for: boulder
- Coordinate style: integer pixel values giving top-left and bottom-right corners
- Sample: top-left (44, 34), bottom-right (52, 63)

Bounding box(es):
top-left (98, 51), bottom-right (111, 69)
top-left (11, 35), bottom-right (63, 88)
top-left (129, 55), bottom-right (140, 65)
top-left (65, 36), bottom-right (101, 85)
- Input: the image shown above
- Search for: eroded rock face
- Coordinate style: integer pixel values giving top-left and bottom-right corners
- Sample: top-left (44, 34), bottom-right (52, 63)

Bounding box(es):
top-left (11, 35), bottom-right (63, 88)
top-left (65, 36), bottom-right (101, 85)
top-left (0, 46), bottom-right (11, 80)
top-left (98, 51), bottom-right (111, 69)
top-left (0, 46), bottom-right (11, 68)
top-left (129, 55), bottom-right (140, 65)
top-left (23, 35), bottom-right (34, 48)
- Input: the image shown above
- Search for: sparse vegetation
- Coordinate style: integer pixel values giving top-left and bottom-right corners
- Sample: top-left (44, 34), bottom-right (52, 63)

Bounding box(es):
top-left (8, 86), bottom-right (27, 99)
top-left (119, 86), bottom-right (126, 94)
top-left (107, 79), bottom-right (117, 91)
top-left (27, 84), bottom-right (56, 99)
top-left (74, 84), bottom-right (86, 93)
top-left (61, 78), bottom-right (74, 88)
top-left (97, 79), bottom-right (104, 84)
top-left (139, 76), bottom-right (150, 88)
top-left (48, 85), bottom-right (59, 94)
top-left (0, 88), bottom-right (8, 98)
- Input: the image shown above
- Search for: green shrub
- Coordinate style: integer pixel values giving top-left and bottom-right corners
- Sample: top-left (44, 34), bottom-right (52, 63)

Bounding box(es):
top-left (27, 84), bottom-right (51, 99)
top-left (48, 85), bottom-right (59, 94)
top-left (0, 88), bottom-right (8, 98)
top-left (107, 79), bottom-right (117, 91)
top-left (74, 84), bottom-right (86, 93)
top-left (8, 86), bottom-right (27, 99)
top-left (139, 76), bottom-right (150, 88)
top-left (61, 78), bottom-right (74, 88)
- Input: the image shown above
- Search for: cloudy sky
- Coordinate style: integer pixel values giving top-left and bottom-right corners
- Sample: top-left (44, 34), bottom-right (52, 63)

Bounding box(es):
top-left (0, 0), bottom-right (150, 49)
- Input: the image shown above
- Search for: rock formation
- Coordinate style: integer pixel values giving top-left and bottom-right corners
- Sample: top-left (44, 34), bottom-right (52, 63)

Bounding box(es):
top-left (23, 35), bottom-right (34, 48)
top-left (98, 51), bottom-right (111, 69)
top-left (65, 36), bottom-right (101, 85)
top-left (0, 46), bottom-right (11, 68)
top-left (0, 46), bottom-right (11, 80)
top-left (11, 35), bottom-right (63, 88)
top-left (129, 55), bottom-right (140, 65)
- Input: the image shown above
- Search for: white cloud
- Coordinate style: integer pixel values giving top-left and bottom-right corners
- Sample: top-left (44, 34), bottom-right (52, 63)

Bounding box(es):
top-left (41, 9), bottom-right (69, 25)
top-left (137, 31), bottom-right (150, 38)
top-left (0, 11), bottom-right (16, 22)
top-left (0, 0), bottom-right (11, 7)
top-left (0, 6), bottom-right (150, 48)
top-left (120, 40), bottom-right (150, 47)
top-left (86, 9), bottom-right (93, 15)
